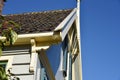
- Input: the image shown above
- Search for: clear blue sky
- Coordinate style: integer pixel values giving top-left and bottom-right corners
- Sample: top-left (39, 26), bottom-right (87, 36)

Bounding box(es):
top-left (3, 0), bottom-right (120, 80)
top-left (81, 0), bottom-right (120, 80)
top-left (2, 0), bottom-right (76, 14)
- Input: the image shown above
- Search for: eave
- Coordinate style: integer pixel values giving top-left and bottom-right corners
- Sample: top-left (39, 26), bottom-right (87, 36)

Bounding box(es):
top-left (0, 8), bottom-right (77, 46)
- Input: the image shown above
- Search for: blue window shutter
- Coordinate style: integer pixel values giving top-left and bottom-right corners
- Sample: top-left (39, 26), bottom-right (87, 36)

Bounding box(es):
top-left (62, 47), bottom-right (68, 77)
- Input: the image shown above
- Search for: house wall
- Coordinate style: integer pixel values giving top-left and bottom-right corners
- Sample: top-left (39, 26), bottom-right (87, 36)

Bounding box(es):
top-left (2, 45), bottom-right (35, 80)
top-left (72, 53), bottom-right (81, 80)
top-left (1, 34), bottom-right (81, 80)
top-left (34, 53), bottom-right (41, 80)
top-left (1, 43), bottom-right (65, 80)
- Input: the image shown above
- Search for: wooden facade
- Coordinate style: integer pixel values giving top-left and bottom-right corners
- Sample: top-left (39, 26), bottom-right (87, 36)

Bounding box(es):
top-left (0, 1), bottom-right (82, 80)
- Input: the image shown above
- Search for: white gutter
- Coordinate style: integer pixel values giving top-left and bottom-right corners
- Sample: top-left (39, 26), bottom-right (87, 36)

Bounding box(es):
top-left (0, 32), bottom-right (54, 40)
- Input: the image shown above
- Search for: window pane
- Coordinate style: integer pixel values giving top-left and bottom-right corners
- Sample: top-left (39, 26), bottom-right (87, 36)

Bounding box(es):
top-left (0, 61), bottom-right (8, 70)
top-left (40, 68), bottom-right (49, 80)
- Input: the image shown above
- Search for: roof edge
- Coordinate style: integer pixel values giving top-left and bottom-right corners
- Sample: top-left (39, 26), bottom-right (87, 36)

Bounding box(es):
top-left (54, 8), bottom-right (77, 31)
top-left (0, 32), bottom-right (53, 40)
top-left (0, 31), bottom-right (62, 45)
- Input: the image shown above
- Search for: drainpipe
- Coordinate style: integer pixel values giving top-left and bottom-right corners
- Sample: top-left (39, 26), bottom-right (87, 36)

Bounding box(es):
top-left (76, 0), bottom-right (83, 80)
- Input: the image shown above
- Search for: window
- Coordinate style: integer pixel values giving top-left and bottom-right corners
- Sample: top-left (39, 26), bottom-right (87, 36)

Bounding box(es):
top-left (40, 67), bottom-right (49, 80)
top-left (62, 49), bottom-right (73, 80)
top-left (62, 36), bottom-right (73, 80)
top-left (0, 60), bottom-right (8, 70)
top-left (62, 36), bottom-right (68, 77)
top-left (0, 56), bottom-right (13, 74)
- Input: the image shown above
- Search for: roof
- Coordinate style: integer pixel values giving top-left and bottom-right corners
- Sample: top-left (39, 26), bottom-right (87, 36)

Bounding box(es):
top-left (4, 9), bottom-right (73, 34)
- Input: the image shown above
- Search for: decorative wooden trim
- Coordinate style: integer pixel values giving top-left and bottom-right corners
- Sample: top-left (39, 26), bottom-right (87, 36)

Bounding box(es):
top-left (29, 39), bottom-right (36, 72)
top-left (38, 49), bottom-right (55, 80)
top-left (61, 13), bottom-right (77, 41)
top-left (35, 46), bottom-right (49, 51)
top-left (68, 29), bottom-right (75, 51)
top-left (0, 56), bottom-right (13, 74)
top-left (30, 39), bottom-right (50, 72)
top-left (31, 39), bottom-right (36, 53)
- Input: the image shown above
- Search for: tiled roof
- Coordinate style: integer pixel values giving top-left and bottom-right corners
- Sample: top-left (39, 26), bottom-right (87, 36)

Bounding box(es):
top-left (4, 9), bottom-right (73, 34)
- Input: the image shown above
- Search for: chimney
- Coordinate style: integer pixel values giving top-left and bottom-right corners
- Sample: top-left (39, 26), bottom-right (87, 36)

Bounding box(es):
top-left (0, 0), bottom-right (6, 15)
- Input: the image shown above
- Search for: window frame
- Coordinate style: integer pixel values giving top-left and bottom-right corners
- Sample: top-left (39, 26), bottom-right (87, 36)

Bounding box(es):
top-left (0, 56), bottom-right (13, 74)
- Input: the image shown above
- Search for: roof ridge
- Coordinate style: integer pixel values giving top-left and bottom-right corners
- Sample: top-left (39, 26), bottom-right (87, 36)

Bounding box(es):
top-left (3, 8), bottom-right (74, 16)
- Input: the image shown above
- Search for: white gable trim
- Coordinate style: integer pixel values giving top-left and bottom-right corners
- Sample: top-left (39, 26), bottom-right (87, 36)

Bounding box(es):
top-left (61, 13), bottom-right (77, 41)
top-left (54, 8), bottom-right (77, 31)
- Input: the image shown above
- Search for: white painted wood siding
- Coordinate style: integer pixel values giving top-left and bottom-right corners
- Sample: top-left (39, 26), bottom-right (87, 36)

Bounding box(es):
top-left (2, 45), bottom-right (34, 80)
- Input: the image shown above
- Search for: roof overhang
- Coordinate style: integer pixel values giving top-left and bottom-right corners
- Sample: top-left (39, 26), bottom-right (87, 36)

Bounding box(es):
top-left (0, 8), bottom-right (77, 46)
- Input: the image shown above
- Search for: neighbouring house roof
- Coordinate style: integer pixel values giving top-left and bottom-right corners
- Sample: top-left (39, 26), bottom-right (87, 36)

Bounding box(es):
top-left (3, 9), bottom-right (73, 34)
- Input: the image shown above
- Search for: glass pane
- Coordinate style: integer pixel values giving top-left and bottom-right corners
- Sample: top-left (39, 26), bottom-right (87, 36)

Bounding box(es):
top-left (0, 61), bottom-right (8, 70)
top-left (40, 68), bottom-right (49, 80)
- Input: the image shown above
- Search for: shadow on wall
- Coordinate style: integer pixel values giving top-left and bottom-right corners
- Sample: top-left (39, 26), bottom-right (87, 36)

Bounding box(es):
top-left (46, 43), bottom-right (62, 75)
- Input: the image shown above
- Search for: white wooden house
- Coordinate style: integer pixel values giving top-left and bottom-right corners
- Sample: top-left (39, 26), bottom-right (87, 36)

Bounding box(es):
top-left (0, 0), bottom-right (82, 80)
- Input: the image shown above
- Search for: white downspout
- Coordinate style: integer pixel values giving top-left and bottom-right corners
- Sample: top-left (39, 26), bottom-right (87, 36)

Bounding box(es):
top-left (76, 0), bottom-right (83, 80)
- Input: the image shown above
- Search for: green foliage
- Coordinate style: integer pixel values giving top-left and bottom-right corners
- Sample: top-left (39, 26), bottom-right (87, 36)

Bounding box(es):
top-left (0, 15), bottom-right (19, 55)
top-left (0, 15), bottom-right (19, 79)
top-left (0, 66), bottom-right (8, 80)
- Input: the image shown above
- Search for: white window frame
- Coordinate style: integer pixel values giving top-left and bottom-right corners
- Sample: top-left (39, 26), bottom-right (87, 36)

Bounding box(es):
top-left (0, 56), bottom-right (13, 74)
top-left (65, 53), bottom-right (70, 80)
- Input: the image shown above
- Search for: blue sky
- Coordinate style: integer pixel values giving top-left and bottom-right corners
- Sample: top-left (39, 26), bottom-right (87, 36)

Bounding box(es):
top-left (81, 0), bottom-right (120, 80)
top-left (3, 0), bottom-right (76, 14)
top-left (2, 0), bottom-right (120, 80)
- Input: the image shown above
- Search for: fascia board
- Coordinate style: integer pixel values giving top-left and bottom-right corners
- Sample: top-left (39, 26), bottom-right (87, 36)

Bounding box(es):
top-left (61, 13), bottom-right (77, 41)
top-left (18, 32), bottom-right (54, 38)
top-left (0, 32), bottom-right (53, 40)
top-left (0, 32), bottom-right (62, 45)
top-left (54, 8), bottom-right (77, 31)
